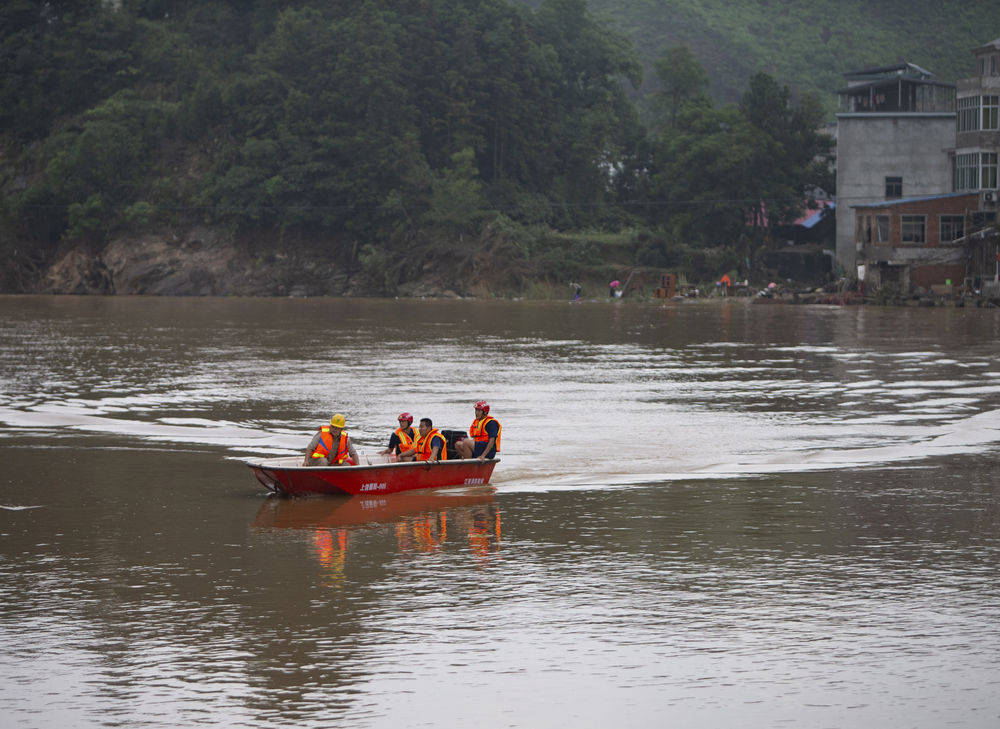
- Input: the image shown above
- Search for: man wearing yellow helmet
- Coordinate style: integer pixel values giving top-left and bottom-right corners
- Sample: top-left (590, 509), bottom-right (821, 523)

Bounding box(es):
top-left (302, 413), bottom-right (359, 466)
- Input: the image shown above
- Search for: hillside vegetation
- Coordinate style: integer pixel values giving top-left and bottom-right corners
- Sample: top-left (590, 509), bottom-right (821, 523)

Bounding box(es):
top-left (0, 1), bottom-right (871, 296)
top-left (583, 0), bottom-right (1000, 115)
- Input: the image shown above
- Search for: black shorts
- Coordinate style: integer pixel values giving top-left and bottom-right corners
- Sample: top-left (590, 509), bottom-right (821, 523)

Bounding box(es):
top-left (472, 441), bottom-right (496, 459)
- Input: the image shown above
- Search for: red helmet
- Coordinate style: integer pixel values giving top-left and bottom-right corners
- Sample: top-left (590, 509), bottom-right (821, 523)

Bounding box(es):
top-left (398, 412), bottom-right (413, 423)
top-left (474, 400), bottom-right (489, 414)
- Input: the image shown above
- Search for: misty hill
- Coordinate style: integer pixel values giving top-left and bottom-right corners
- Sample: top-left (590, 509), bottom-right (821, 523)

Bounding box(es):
top-left (575, 0), bottom-right (1000, 113)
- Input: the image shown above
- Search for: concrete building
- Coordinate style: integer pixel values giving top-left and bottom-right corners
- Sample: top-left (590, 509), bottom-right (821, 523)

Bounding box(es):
top-left (954, 38), bottom-right (1000, 209)
top-left (834, 63), bottom-right (955, 272)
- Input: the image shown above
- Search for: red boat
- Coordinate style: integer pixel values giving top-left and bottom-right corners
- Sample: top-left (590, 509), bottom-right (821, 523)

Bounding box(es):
top-left (246, 455), bottom-right (499, 497)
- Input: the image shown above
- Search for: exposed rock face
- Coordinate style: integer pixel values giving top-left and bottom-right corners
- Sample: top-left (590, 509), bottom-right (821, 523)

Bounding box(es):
top-left (39, 249), bottom-right (114, 294)
top-left (37, 228), bottom-right (354, 296)
top-left (30, 227), bottom-right (473, 298)
top-left (101, 228), bottom-right (236, 295)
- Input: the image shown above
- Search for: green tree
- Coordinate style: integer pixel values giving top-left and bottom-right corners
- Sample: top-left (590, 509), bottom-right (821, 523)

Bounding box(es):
top-left (644, 71), bottom-right (833, 269)
top-left (422, 147), bottom-right (490, 234)
top-left (739, 72), bottom-right (834, 229)
top-left (652, 46), bottom-right (710, 129)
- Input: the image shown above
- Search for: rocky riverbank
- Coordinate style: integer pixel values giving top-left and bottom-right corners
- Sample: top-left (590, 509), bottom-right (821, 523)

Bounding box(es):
top-left (29, 227), bottom-right (467, 298)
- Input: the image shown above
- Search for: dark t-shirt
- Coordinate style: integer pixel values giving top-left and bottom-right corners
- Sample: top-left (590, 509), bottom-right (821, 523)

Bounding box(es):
top-left (429, 433), bottom-right (445, 456)
top-left (388, 427), bottom-right (416, 453)
top-left (472, 419), bottom-right (500, 458)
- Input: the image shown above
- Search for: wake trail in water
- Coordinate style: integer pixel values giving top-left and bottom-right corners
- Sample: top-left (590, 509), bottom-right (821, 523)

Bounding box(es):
top-left (3, 397), bottom-right (999, 492)
top-left (3, 402), bottom-right (999, 491)
top-left (495, 407), bottom-right (1000, 491)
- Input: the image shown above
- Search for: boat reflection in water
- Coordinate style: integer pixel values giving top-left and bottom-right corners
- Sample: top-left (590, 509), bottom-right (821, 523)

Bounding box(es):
top-left (252, 486), bottom-right (501, 579)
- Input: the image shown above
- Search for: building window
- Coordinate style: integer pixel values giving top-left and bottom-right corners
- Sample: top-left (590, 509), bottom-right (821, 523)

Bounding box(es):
top-left (940, 215), bottom-right (964, 243)
top-left (875, 215), bottom-right (889, 243)
top-left (979, 58), bottom-right (986, 75)
top-left (901, 215), bottom-right (926, 243)
top-left (955, 152), bottom-right (980, 190)
top-left (958, 97), bottom-right (980, 132)
top-left (885, 176), bottom-right (903, 198)
top-left (984, 152), bottom-right (999, 190)
top-left (993, 56), bottom-right (998, 75)
top-left (983, 96), bottom-right (999, 130)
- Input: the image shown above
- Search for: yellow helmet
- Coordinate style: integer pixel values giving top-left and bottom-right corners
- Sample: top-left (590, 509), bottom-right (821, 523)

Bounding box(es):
top-left (329, 413), bottom-right (346, 428)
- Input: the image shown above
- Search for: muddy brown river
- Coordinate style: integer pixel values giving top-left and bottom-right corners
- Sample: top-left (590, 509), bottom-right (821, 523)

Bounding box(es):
top-left (1, 295), bottom-right (999, 728)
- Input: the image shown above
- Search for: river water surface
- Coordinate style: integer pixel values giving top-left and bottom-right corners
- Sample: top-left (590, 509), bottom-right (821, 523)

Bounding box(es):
top-left (1, 295), bottom-right (999, 728)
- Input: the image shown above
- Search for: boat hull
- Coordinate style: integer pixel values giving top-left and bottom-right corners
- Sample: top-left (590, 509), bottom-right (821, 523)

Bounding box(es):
top-left (246, 456), bottom-right (499, 497)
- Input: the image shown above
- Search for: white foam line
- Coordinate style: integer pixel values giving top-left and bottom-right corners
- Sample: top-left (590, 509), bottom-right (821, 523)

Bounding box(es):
top-left (3, 405), bottom-right (999, 490)
top-left (0, 408), bottom-right (302, 450)
top-left (497, 409), bottom-right (1000, 490)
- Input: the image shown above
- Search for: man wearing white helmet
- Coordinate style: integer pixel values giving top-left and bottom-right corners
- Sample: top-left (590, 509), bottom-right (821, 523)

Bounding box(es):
top-left (302, 413), bottom-right (359, 466)
top-left (454, 400), bottom-right (501, 461)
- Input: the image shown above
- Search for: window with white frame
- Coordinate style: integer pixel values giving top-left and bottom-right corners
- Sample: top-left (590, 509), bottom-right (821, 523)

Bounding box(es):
top-left (983, 95), bottom-right (999, 130)
top-left (983, 152), bottom-right (999, 189)
top-left (955, 153), bottom-right (980, 190)
top-left (958, 97), bottom-right (980, 132)
top-left (940, 215), bottom-right (964, 243)
top-left (901, 215), bottom-right (926, 243)
top-left (876, 215), bottom-right (889, 243)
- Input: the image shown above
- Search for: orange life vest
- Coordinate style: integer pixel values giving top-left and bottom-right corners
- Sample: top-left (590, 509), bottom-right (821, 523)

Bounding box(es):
top-left (469, 416), bottom-right (501, 452)
top-left (415, 428), bottom-right (447, 461)
top-left (311, 427), bottom-right (355, 465)
top-left (393, 426), bottom-right (418, 453)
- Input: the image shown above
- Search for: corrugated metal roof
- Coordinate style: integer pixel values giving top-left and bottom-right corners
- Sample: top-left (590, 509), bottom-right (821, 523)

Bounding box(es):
top-left (843, 62), bottom-right (935, 79)
top-left (850, 192), bottom-right (977, 209)
top-left (836, 78), bottom-right (956, 94)
top-left (793, 202), bottom-right (835, 228)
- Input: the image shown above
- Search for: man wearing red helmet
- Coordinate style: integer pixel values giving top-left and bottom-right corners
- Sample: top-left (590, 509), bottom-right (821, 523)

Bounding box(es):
top-left (379, 412), bottom-right (418, 461)
top-left (455, 400), bottom-right (501, 461)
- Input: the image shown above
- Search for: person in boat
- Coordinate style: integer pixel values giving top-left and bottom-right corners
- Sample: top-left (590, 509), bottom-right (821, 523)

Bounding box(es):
top-left (454, 400), bottom-right (501, 461)
top-left (379, 412), bottom-right (418, 461)
top-left (302, 413), bottom-right (359, 467)
top-left (399, 418), bottom-right (448, 462)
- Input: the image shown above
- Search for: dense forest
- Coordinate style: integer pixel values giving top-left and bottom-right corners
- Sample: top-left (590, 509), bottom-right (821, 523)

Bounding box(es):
top-left (2, 1), bottom-right (846, 295)
top-left (571, 1), bottom-right (1000, 115)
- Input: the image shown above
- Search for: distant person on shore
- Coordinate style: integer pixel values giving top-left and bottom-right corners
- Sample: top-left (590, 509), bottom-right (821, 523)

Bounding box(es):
top-left (379, 412), bottom-right (418, 461)
top-left (455, 400), bottom-right (501, 461)
top-left (570, 282), bottom-right (582, 301)
top-left (302, 413), bottom-right (359, 466)
top-left (717, 274), bottom-right (732, 296)
top-left (399, 418), bottom-right (448, 462)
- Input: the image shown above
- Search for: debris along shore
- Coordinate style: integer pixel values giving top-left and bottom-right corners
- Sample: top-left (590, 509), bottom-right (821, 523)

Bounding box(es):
top-left (743, 279), bottom-right (1000, 308)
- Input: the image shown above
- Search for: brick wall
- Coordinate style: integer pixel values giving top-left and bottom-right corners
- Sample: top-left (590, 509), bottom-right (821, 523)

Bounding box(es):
top-left (854, 193), bottom-right (979, 248)
top-left (910, 264), bottom-right (967, 289)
